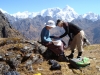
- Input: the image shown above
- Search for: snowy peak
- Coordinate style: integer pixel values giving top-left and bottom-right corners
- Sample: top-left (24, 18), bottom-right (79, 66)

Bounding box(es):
top-left (40, 7), bottom-right (61, 17)
top-left (63, 5), bottom-right (78, 16)
top-left (57, 5), bottom-right (78, 21)
top-left (11, 11), bottom-right (39, 18)
top-left (9, 5), bottom-right (79, 21)
top-left (0, 5), bottom-right (100, 22)
top-left (63, 5), bottom-right (74, 11)
top-left (38, 5), bottom-right (79, 21)
top-left (78, 12), bottom-right (100, 21)
top-left (0, 8), bottom-right (7, 13)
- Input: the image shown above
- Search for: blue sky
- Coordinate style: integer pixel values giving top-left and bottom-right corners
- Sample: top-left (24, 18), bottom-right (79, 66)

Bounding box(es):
top-left (0, 0), bottom-right (100, 15)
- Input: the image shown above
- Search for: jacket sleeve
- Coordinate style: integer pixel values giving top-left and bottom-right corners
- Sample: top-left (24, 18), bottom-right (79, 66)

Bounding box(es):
top-left (50, 36), bottom-right (55, 38)
top-left (68, 33), bottom-right (73, 41)
top-left (41, 28), bottom-right (51, 43)
top-left (44, 31), bottom-right (52, 43)
top-left (59, 32), bottom-right (68, 38)
top-left (59, 26), bottom-right (69, 38)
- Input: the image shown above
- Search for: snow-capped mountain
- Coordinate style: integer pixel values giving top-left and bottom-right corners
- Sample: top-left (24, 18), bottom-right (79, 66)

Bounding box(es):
top-left (0, 5), bottom-right (100, 22)
top-left (11, 11), bottom-right (39, 18)
top-left (54, 5), bottom-right (78, 21)
top-left (40, 7), bottom-right (61, 17)
top-left (78, 12), bottom-right (100, 21)
top-left (0, 8), bottom-right (7, 13)
top-left (10, 5), bottom-right (78, 22)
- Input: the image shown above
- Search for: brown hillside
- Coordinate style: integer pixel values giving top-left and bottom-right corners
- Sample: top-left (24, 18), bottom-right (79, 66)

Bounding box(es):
top-left (0, 11), bottom-right (24, 38)
top-left (0, 38), bottom-right (100, 75)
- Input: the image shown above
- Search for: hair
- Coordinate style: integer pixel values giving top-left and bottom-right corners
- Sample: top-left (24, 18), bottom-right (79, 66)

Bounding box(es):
top-left (56, 19), bottom-right (61, 26)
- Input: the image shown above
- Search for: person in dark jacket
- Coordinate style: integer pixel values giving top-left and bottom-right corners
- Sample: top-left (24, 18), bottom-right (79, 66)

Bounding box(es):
top-left (41, 20), bottom-right (67, 61)
top-left (55, 19), bottom-right (88, 58)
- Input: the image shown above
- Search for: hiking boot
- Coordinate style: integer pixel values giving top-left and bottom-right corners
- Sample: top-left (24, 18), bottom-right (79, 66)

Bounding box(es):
top-left (66, 54), bottom-right (73, 59)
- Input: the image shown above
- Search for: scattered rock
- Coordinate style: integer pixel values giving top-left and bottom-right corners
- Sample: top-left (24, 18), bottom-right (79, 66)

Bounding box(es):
top-left (0, 38), bottom-right (46, 74)
top-left (0, 38), bottom-right (99, 75)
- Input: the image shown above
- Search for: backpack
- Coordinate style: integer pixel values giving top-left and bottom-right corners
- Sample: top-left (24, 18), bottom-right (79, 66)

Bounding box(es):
top-left (4, 71), bottom-right (20, 75)
top-left (69, 57), bottom-right (90, 69)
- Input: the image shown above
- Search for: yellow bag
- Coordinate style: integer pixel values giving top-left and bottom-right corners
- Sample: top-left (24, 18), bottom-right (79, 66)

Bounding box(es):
top-left (33, 73), bottom-right (41, 75)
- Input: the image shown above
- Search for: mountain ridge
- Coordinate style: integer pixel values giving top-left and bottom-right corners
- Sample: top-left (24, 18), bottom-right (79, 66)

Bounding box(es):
top-left (0, 10), bottom-right (100, 75)
top-left (0, 6), bottom-right (100, 44)
top-left (0, 5), bottom-right (100, 22)
top-left (0, 11), bottom-right (24, 39)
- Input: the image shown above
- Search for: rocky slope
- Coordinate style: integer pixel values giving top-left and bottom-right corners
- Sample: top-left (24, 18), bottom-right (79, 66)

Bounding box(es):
top-left (0, 38), bottom-right (100, 75)
top-left (0, 11), bottom-right (24, 39)
top-left (0, 10), bottom-right (100, 75)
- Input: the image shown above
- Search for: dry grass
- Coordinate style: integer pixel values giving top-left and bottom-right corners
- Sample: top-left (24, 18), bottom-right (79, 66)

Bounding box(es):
top-left (0, 38), bottom-right (100, 75)
top-left (84, 44), bottom-right (100, 50)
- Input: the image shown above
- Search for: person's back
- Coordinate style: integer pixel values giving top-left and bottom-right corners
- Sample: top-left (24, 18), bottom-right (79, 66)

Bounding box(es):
top-left (41, 27), bottom-right (52, 43)
top-left (68, 22), bottom-right (82, 35)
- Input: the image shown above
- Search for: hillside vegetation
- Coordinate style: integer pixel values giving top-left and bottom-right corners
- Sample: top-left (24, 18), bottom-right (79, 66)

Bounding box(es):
top-left (0, 10), bottom-right (100, 75)
top-left (0, 38), bottom-right (100, 75)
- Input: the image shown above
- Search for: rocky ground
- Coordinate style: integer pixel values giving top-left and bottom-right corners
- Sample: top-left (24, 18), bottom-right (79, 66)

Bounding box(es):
top-left (0, 38), bottom-right (100, 75)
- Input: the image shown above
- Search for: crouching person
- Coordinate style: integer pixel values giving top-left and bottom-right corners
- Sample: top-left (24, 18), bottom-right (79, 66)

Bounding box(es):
top-left (41, 20), bottom-right (67, 61)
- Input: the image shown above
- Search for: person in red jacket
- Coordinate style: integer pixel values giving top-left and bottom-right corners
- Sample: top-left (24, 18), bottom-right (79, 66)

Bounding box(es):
top-left (55, 19), bottom-right (90, 58)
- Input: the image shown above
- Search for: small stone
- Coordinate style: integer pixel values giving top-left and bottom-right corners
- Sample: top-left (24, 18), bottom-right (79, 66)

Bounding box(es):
top-left (0, 56), bottom-right (3, 61)
top-left (37, 66), bottom-right (43, 71)
top-left (5, 53), bottom-right (9, 56)
top-left (26, 65), bottom-right (34, 72)
top-left (3, 58), bottom-right (6, 61)
top-left (0, 63), bottom-right (4, 69)
top-left (35, 58), bottom-right (43, 64)
top-left (30, 41), bottom-right (35, 45)
top-left (31, 55), bottom-right (39, 63)
top-left (93, 58), bottom-right (96, 60)
top-left (24, 46), bottom-right (30, 50)
top-left (26, 53), bottom-right (32, 57)
top-left (0, 56), bottom-right (3, 58)
top-left (17, 54), bottom-right (21, 59)
top-left (38, 46), bottom-right (47, 54)
top-left (2, 65), bottom-right (10, 73)
top-left (26, 60), bottom-right (32, 65)
top-left (99, 68), bottom-right (100, 71)
top-left (96, 66), bottom-right (100, 71)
